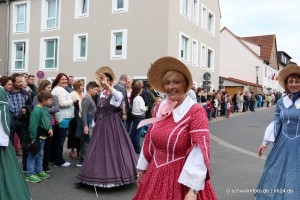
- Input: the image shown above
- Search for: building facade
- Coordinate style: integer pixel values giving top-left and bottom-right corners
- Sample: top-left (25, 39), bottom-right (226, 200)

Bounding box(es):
top-left (0, 0), bottom-right (8, 76)
top-left (4, 0), bottom-right (221, 91)
top-left (220, 27), bottom-right (283, 94)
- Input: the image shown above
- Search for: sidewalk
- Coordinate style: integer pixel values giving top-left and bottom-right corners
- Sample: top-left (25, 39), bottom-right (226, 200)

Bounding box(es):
top-left (209, 105), bottom-right (275, 124)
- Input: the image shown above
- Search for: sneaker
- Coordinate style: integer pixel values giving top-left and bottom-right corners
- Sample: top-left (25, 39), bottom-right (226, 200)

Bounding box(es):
top-left (26, 175), bottom-right (41, 183)
top-left (43, 167), bottom-right (52, 173)
top-left (37, 171), bottom-right (50, 179)
top-left (76, 163), bottom-right (82, 167)
top-left (60, 162), bottom-right (71, 167)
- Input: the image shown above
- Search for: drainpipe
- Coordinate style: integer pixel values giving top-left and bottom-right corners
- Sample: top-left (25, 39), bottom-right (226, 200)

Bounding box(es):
top-left (5, 0), bottom-right (10, 76)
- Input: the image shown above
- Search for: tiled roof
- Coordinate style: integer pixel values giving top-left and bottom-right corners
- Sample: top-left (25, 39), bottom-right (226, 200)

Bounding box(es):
top-left (221, 76), bottom-right (262, 87)
top-left (241, 35), bottom-right (276, 63)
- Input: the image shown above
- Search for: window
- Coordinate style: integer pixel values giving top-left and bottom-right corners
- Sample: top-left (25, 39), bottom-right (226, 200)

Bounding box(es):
top-left (41, 0), bottom-right (60, 30)
top-left (112, 0), bottom-right (128, 13)
top-left (73, 33), bottom-right (88, 61)
top-left (208, 11), bottom-right (215, 35)
top-left (40, 37), bottom-right (59, 70)
top-left (192, 0), bottom-right (199, 24)
top-left (13, 1), bottom-right (30, 33)
top-left (180, 0), bottom-right (191, 19)
top-left (110, 29), bottom-right (128, 59)
top-left (11, 40), bottom-right (29, 71)
top-left (200, 44), bottom-right (206, 67)
top-left (265, 66), bottom-right (267, 77)
top-left (201, 5), bottom-right (207, 30)
top-left (207, 47), bottom-right (214, 69)
top-left (191, 39), bottom-right (198, 66)
top-left (75, 0), bottom-right (89, 18)
top-left (179, 32), bottom-right (191, 62)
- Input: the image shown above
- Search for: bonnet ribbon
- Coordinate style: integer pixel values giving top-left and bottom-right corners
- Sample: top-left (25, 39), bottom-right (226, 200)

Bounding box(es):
top-left (137, 98), bottom-right (178, 129)
top-left (288, 92), bottom-right (300, 103)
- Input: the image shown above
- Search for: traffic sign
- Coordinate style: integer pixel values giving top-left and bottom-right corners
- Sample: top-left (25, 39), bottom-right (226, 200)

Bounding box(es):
top-left (36, 70), bottom-right (45, 79)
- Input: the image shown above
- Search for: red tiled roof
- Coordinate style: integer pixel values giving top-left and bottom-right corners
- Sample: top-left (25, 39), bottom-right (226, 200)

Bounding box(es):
top-left (221, 76), bottom-right (262, 88)
top-left (241, 35), bottom-right (276, 63)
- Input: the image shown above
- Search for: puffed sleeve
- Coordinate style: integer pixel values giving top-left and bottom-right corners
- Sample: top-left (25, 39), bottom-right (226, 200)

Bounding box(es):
top-left (262, 121), bottom-right (275, 146)
top-left (178, 105), bottom-right (210, 191)
top-left (110, 89), bottom-right (123, 107)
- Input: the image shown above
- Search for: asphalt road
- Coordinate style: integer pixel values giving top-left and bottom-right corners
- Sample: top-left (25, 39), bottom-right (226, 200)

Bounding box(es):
top-left (23, 106), bottom-right (276, 200)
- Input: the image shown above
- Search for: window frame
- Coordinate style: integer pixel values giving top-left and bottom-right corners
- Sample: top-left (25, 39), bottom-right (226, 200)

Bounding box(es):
top-left (40, 36), bottom-right (60, 71)
top-left (11, 39), bottom-right (29, 72)
top-left (73, 33), bottom-right (88, 61)
top-left (200, 43), bottom-right (206, 68)
top-left (110, 29), bottom-right (128, 60)
top-left (41, 0), bottom-right (61, 31)
top-left (180, 0), bottom-right (192, 19)
top-left (192, 0), bottom-right (199, 24)
top-left (207, 10), bottom-right (215, 36)
top-left (112, 0), bottom-right (129, 13)
top-left (201, 4), bottom-right (207, 30)
top-left (179, 32), bottom-right (191, 63)
top-left (75, 0), bottom-right (89, 18)
top-left (13, 1), bottom-right (30, 33)
top-left (191, 39), bottom-right (198, 66)
top-left (207, 46), bottom-right (215, 71)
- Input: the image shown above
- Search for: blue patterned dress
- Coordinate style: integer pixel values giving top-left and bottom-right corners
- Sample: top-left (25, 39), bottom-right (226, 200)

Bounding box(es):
top-left (256, 96), bottom-right (300, 200)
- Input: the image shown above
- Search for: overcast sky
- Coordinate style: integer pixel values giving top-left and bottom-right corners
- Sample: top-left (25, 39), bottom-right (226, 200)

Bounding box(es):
top-left (219, 0), bottom-right (300, 64)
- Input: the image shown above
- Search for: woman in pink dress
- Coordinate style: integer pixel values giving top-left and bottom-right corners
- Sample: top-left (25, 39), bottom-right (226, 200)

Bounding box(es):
top-left (133, 56), bottom-right (217, 200)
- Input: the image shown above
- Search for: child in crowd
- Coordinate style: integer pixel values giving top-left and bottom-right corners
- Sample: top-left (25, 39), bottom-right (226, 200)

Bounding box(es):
top-left (227, 99), bottom-right (231, 118)
top-left (213, 98), bottom-right (218, 118)
top-left (76, 82), bottom-right (97, 167)
top-left (206, 98), bottom-right (213, 121)
top-left (26, 91), bottom-right (53, 183)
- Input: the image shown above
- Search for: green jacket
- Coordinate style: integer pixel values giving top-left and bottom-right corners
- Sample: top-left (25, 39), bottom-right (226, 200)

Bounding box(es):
top-left (0, 86), bottom-right (10, 136)
top-left (29, 106), bottom-right (52, 141)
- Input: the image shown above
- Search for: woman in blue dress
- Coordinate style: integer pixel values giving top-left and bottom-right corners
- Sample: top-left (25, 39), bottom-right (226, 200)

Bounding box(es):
top-left (256, 64), bottom-right (300, 200)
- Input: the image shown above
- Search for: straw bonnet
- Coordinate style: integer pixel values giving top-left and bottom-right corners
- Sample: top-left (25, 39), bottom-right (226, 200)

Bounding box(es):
top-left (147, 56), bottom-right (193, 93)
top-left (95, 66), bottom-right (116, 86)
top-left (278, 64), bottom-right (300, 91)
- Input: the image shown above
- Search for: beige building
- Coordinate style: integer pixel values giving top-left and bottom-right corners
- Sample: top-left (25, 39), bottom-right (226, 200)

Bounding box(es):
top-left (0, 0), bottom-right (8, 76)
top-left (4, 0), bottom-right (220, 90)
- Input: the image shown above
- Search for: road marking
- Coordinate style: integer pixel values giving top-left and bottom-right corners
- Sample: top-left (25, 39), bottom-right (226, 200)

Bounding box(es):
top-left (210, 134), bottom-right (267, 160)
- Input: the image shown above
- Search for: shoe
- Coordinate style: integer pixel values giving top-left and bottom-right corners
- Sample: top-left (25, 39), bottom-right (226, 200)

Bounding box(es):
top-left (60, 162), bottom-right (71, 167)
top-left (37, 171), bottom-right (50, 179)
top-left (26, 175), bottom-right (41, 183)
top-left (43, 167), bottom-right (52, 173)
top-left (74, 182), bottom-right (84, 188)
top-left (76, 163), bottom-right (82, 167)
top-left (22, 167), bottom-right (27, 173)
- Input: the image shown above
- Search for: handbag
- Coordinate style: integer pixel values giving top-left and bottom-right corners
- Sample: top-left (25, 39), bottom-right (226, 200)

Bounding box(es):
top-left (28, 139), bottom-right (41, 156)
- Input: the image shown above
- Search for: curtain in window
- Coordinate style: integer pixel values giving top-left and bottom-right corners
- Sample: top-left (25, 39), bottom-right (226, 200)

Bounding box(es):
top-left (80, 37), bottom-right (86, 57)
top-left (47, 0), bottom-right (58, 28)
top-left (45, 40), bottom-right (57, 68)
top-left (15, 43), bottom-right (25, 69)
top-left (16, 4), bottom-right (26, 32)
top-left (81, 0), bottom-right (87, 14)
top-left (115, 33), bottom-right (123, 55)
top-left (117, 0), bottom-right (124, 9)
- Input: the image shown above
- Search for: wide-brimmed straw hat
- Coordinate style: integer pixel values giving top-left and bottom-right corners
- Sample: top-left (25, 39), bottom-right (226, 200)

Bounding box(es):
top-left (95, 66), bottom-right (116, 86)
top-left (147, 56), bottom-right (193, 93)
top-left (278, 64), bottom-right (300, 91)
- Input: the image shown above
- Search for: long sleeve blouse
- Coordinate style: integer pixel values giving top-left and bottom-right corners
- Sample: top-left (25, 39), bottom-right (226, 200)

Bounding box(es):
top-left (51, 86), bottom-right (74, 123)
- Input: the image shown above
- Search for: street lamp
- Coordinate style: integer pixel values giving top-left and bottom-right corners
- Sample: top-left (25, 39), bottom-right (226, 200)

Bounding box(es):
top-left (255, 66), bottom-right (259, 85)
